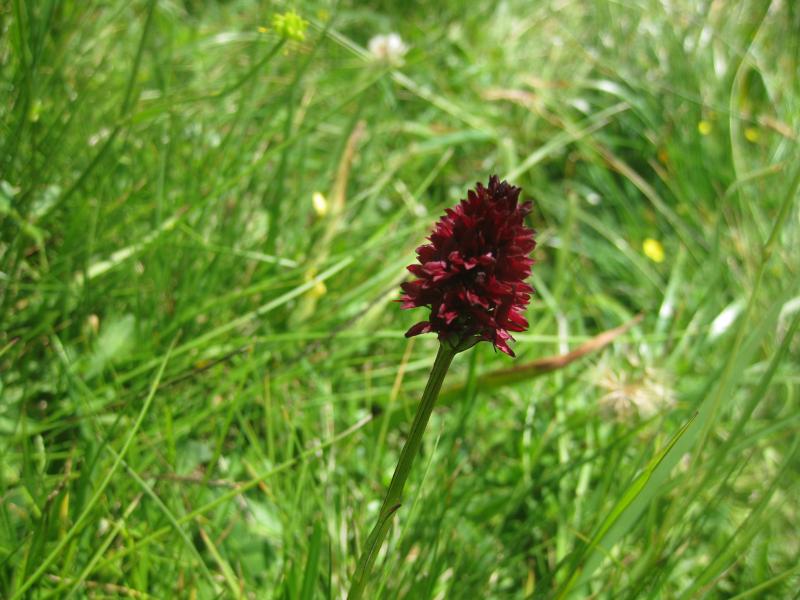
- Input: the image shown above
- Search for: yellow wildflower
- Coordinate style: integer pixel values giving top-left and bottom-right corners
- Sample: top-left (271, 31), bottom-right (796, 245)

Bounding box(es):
top-left (312, 191), bottom-right (328, 217)
top-left (697, 121), bottom-right (712, 136)
top-left (311, 280), bottom-right (327, 298)
top-left (744, 127), bottom-right (759, 142)
top-left (304, 269), bottom-right (327, 299)
top-left (271, 9), bottom-right (308, 42)
top-left (643, 238), bottom-right (665, 263)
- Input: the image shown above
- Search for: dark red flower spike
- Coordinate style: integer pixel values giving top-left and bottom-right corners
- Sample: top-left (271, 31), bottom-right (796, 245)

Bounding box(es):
top-left (400, 175), bottom-right (536, 356)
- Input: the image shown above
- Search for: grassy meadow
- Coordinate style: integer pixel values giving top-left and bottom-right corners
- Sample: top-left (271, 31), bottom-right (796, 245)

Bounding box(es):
top-left (2, 0), bottom-right (799, 597)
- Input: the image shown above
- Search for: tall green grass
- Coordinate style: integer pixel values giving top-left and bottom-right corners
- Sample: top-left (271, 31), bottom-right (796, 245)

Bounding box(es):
top-left (1, 0), bottom-right (798, 597)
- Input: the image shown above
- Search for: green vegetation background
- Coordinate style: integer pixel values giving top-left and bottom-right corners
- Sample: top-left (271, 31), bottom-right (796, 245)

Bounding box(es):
top-left (2, 0), bottom-right (799, 597)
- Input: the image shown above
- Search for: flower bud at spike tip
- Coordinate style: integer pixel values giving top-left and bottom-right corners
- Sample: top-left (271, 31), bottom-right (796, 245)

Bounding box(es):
top-left (400, 175), bottom-right (536, 356)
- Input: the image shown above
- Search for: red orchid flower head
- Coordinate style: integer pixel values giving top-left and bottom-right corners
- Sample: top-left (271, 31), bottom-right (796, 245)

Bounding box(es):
top-left (400, 175), bottom-right (536, 356)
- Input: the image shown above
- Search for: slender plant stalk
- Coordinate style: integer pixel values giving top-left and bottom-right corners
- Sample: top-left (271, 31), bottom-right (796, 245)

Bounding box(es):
top-left (348, 343), bottom-right (457, 599)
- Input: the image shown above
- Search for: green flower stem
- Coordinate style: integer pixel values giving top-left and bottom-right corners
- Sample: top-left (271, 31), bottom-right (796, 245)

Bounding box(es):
top-left (348, 342), bottom-right (457, 600)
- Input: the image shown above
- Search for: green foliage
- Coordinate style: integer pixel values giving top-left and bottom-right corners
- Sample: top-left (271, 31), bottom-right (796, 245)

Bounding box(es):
top-left (1, 0), bottom-right (798, 598)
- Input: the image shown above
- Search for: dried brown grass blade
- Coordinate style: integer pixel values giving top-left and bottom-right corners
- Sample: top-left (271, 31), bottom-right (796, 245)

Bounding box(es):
top-left (441, 313), bottom-right (644, 400)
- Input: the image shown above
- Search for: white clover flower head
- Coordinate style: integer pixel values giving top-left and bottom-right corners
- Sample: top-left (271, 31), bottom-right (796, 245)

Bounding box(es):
top-left (368, 33), bottom-right (408, 64)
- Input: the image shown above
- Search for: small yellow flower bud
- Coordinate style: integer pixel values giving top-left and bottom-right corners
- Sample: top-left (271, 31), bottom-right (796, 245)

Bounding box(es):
top-left (744, 127), bottom-right (759, 142)
top-left (311, 280), bottom-right (327, 299)
top-left (304, 268), bottom-right (327, 299)
top-left (312, 191), bottom-right (328, 217)
top-left (697, 121), bottom-right (712, 136)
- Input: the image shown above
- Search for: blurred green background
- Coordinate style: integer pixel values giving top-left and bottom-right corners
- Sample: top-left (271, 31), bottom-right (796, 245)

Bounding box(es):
top-left (2, 0), bottom-right (799, 598)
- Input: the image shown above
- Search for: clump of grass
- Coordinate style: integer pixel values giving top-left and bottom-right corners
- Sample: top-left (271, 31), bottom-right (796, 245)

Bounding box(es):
top-left (1, 1), bottom-right (798, 598)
